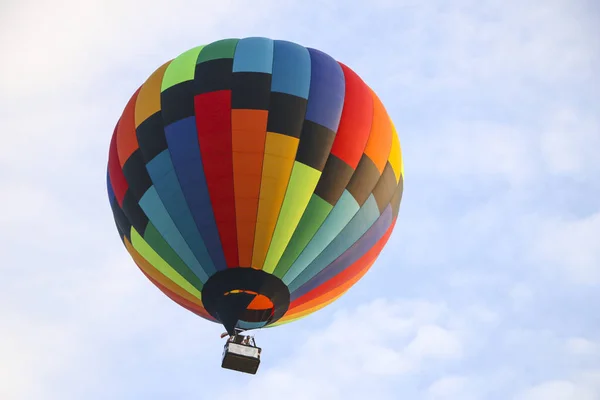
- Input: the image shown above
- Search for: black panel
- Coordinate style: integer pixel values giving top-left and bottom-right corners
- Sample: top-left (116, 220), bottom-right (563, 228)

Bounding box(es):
top-left (295, 121), bottom-right (336, 171)
top-left (110, 197), bottom-right (132, 241)
top-left (391, 175), bottom-right (404, 218)
top-left (121, 191), bottom-right (149, 236)
top-left (115, 223), bottom-right (126, 245)
top-left (231, 72), bottom-right (272, 110)
top-left (136, 112), bottom-right (168, 162)
top-left (217, 292), bottom-right (256, 335)
top-left (372, 162), bottom-right (398, 214)
top-left (346, 155), bottom-right (381, 206)
top-left (266, 92), bottom-right (307, 138)
top-left (160, 81), bottom-right (195, 125)
top-left (122, 149), bottom-right (152, 201)
top-left (202, 268), bottom-right (290, 332)
top-left (194, 58), bottom-right (233, 94)
top-left (314, 155), bottom-right (354, 205)
top-left (242, 307), bottom-right (275, 323)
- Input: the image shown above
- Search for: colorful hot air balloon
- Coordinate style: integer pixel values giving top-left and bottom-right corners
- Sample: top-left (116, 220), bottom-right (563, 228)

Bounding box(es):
top-left (107, 37), bottom-right (403, 341)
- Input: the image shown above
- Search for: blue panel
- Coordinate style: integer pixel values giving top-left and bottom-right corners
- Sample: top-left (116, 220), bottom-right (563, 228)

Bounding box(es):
top-left (271, 40), bottom-right (311, 99)
top-left (145, 150), bottom-right (171, 180)
top-left (232, 37), bottom-right (274, 73)
top-left (139, 187), bottom-right (209, 282)
top-left (290, 205), bottom-right (393, 301)
top-left (237, 321), bottom-right (268, 330)
top-left (287, 194), bottom-right (381, 292)
top-left (146, 150), bottom-right (217, 276)
top-left (304, 48), bottom-right (345, 132)
top-left (282, 190), bottom-right (359, 284)
top-left (165, 117), bottom-right (227, 272)
top-left (107, 170), bottom-right (115, 205)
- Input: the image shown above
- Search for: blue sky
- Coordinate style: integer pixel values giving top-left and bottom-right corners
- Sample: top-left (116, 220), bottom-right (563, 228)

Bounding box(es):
top-left (1, 0), bottom-right (598, 399)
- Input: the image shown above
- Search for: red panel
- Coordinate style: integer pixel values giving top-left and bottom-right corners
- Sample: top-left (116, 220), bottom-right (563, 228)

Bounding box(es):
top-left (288, 218), bottom-right (396, 309)
top-left (329, 63), bottom-right (373, 169)
top-left (108, 122), bottom-right (128, 207)
top-left (194, 91), bottom-right (239, 267)
top-left (116, 87), bottom-right (141, 166)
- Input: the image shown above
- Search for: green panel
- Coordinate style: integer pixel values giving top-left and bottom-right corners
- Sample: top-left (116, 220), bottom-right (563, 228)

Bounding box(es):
top-left (272, 194), bottom-right (333, 279)
top-left (282, 190), bottom-right (360, 284)
top-left (196, 38), bottom-right (239, 62)
top-left (143, 222), bottom-right (204, 291)
top-left (131, 227), bottom-right (202, 299)
top-left (262, 162), bottom-right (321, 273)
top-left (161, 45), bottom-right (205, 91)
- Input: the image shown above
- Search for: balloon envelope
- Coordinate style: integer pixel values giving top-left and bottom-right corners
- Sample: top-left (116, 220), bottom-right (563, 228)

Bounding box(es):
top-left (107, 37), bottom-right (404, 334)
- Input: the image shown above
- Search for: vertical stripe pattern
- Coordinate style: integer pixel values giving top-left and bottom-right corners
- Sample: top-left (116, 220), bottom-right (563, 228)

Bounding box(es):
top-left (107, 37), bottom-right (404, 329)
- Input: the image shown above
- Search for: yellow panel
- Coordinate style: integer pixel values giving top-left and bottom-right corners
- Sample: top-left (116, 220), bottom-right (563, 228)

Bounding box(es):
top-left (262, 162), bottom-right (321, 273)
top-left (134, 61), bottom-right (171, 128)
top-left (251, 132), bottom-right (299, 268)
top-left (262, 155), bottom-right (295, 181)
top-left (388, 121), bottom-right (403, 183)
top-left (264, 131), bottom-right (299, 157)
top-left (128, 228), bottom-right (202, 299)
top-left (258, 177), bottom-right (290, 211)
top-left (124, 238), bottom-right (204, 308)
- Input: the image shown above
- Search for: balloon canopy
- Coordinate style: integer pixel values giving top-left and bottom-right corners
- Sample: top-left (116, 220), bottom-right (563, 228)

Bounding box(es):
top-left (107, 37), bottom-right (404, 335)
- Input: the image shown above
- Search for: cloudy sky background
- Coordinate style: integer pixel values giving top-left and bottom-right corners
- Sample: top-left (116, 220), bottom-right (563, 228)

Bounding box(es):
top-left (1, 0), bottom-right (598, 399)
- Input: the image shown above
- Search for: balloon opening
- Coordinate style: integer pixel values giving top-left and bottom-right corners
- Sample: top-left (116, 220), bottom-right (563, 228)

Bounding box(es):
top-left (201, 268), bottom-right (290, 335)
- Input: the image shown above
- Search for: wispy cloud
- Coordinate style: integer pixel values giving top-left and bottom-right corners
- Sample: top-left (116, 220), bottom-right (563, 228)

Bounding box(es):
top-left (223, 298), bottom-right (600, 400)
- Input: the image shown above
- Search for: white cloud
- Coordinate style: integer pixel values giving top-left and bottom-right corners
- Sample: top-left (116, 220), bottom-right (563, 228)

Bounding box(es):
top-left (219, 299), bottom-right (467, 400)
top-left (407, 120), bottom-right (539, 184)
top-left (380, 0), bottom-right (598, 98)
top-left (0, 182), bottom-right (54, 224)
top-left (0, 311), bottom-right (79, 400)
top-left (0, 0), bottom-right (287, 98)
top-left (566, 338), bottom-right (599, 356)
top-left (540, 108), bottom-right (600, 176)
top-left (221, 298), bottom-right (600, 400)
top-left (515, 380), bottom-right (598, 400)
top-left (427, 376), bottom-right (469, 399)
top-left (405, 325), bottom-right (463, 360)
top-left (509, 283), bottom-right (535, 309)
top-left (0, 251), bottom-right (223, 400)
top-left (530, 212), bottom-right (600, 284)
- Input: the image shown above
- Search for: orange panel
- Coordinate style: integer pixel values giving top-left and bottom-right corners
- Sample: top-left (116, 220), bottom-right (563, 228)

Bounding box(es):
top-left (232, 129), bottom-right (266, 153)
top-left (231, 112), bottom-right (268, 267)
top-left (134, 61), bottom-right (171, 128)
top-left (231, 109), bottom-right (268, 132)
top-left (235, 197), bottom-right (259, 223)
top-left (232, 131), bottom-right (266, 267)
top-left (247, 294), bottom-right (274, 310)
top-left (233, 151), bottom-right (264, 198)
top-left (236, 196), bottom-right (259, 266)
top-left (364, 90), bottom-right (393, 173)
top-left (237, 222), bottom-right (257, 267)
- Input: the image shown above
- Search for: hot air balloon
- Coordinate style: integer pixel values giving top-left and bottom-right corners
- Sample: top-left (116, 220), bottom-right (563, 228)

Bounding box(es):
top-left (107, 37), bottom-right (403, 374)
